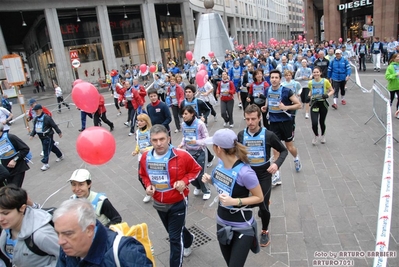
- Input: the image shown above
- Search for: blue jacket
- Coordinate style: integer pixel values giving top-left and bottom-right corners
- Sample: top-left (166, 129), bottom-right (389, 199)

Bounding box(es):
top-left (56, 221), bottom-right (152, 267)
top-left (327, 57), bottom-right (351, 81)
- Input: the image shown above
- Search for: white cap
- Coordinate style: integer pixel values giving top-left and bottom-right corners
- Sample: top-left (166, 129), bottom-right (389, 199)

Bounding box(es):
top-left (69, 169), bottom-right (91, 182)
top-left (335, 49), bottom-right (342, 54)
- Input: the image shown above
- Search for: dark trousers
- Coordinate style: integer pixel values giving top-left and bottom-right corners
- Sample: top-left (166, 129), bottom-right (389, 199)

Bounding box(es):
top-left (57, 96), bottom-right (69, 111)
top-left (310, 101), bottom-right (328, 136)
top-left (358, 55), bottom-right (366, 70)
top-left (188, 149), bottom-right (210, 194)
top-left (204, 102), bottom-right (217, 124)
top-left (389, 91), bottom-right (399, 110)
top-left (332, 80), bottom-right (346, 98)
top-left (220, 99), bottom-right (234, 125)
top-left (81, 111), bottom-right (92, 130)
top-left (8, 172), bottom-right (25, 188)
top-left (41, 136), bottom-right (62, 164)
top-left (240, 91), bottom-right (249, 114)
top-left (113, 98), bottom-right (120, 111)
top-left (158, 93), bottom-right (165, 102)
top-left (217, 224), bottom-right (254, 267)
top-left (258, 177), bottom-right (272, 231)
top-left (157, 199), bottom-right (194, 267)
top-left (171, 105), bottom-right (181, 130)
top-left (94, 112), bottom-right (113, 128)
top-left (127, 107), bottom-right (137, 134)
top-left (212, 80), bottom-right (221, 100)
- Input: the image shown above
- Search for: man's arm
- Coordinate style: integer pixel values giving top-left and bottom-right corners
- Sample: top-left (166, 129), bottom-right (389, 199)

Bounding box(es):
top-left (118, 237), bottom-right (153, 267)
top-left (161, 104), bottom-right (172, 126)
top-left (9, 134), bottom-right (30, 159)
top-left (267, 131), bottom-right (287, 168)
top-left (181, 151), bottom-right (202, 185)
top-left (46, 116), bottom-right (62, 135)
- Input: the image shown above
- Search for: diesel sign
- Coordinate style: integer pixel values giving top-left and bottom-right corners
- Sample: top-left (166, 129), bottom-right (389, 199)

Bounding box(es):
top-left (337, 0), bottom-right (373, 10)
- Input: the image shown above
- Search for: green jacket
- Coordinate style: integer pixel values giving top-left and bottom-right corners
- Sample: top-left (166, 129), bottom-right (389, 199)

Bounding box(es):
top-left (385, 62), bottom-right (399, 91)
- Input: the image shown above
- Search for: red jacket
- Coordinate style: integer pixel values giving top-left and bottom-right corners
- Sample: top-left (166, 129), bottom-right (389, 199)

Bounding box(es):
top-left (132, 84), bottom-right (146, 104)
top-left (97, 94), bottom-right (106, 114)
top-left (217, 80), bottom-right (235, 102)
top-left (166, 84), bottom-right (185, 107)
top-left (116, 84), bottom-right (144, 110)
top-left (28, 106), bottom-right (52, 121)
top-left (139, 147), bottom-right (202, 204)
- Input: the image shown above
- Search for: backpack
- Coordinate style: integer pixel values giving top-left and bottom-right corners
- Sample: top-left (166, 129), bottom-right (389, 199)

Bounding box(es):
top-left (23, 207), bottom-right (56, 256)
top-left (110, 222), bottom-right (155, 267)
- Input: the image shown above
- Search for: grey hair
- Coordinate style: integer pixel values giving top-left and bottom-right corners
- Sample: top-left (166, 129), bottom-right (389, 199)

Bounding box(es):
top-left (53, 198), bottom-right (96, 230)
top-left (150, 124), bottom-right (168, 136)
top-left (0, 124), bottom-right (3, 132)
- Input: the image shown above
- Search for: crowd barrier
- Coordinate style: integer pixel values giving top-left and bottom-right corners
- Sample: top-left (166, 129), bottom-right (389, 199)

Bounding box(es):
top-left (373, 96), bottom-right (394, 267)
top-left (365, 80), bottom-right (398, 144)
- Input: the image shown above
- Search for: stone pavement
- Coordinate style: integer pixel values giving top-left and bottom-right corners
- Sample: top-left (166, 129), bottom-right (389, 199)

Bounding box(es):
top-left (7, 62), bottom-right (399, 267)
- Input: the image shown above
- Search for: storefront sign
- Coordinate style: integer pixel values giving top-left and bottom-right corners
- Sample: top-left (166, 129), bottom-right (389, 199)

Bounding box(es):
top-left (337, 0), bottom-right (373, 10)
top-left (70, 50), bottom-right (80, 68)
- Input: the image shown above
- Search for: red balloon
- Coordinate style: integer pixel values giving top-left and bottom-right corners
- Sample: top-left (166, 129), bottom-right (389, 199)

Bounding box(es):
top-left (149, 65), bottom-right (157, 73)
top-left (208, 51), bottom-right (215, 58)
top-left (339, 37), bottom-right (343, 43)
top-left (198, 64), bottom-right (207, 71)
top-left (196, 70), bottom-right (208, 87)
top-left (76, 127), bottom-right (116, 165)
top-left (140, 64), bottom-right (147, 73)
top-left (71, 82), bottom-right (99, 113)
top-left (73, 79), bottom-right (84, 87)
top-left (186, 51), bottom-right (193, 61)
top-left (298, 35), bottom-right (303, 40)
top-left (310, 39), bottom-right (313, 43)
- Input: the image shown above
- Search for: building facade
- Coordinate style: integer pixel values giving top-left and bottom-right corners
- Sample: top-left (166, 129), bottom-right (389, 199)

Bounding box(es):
top-left (0, 0), bottom-right (290, 93)
top-left (304, 0), bottom-right (399, 42)
top-left (288, 0), bottom-right (305, 40)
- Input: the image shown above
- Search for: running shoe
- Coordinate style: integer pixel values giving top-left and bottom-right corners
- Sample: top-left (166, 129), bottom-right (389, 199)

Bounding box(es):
top-left (341, 99), bottom-right (346, 105)
top-left (312, 136), bottom-right (318, 145)
top-left (332, 104), bottom-right (338, 109)
top-left (203, 192), bottom-right (211, 200)
top-left (41, 164), bottom-right (50, 171)
top-left (272, 171), bottom-right (282, 186)
top-left (117, 112), bottom-right (122, 116)
top-left (260, 230), bottom-right (270, 247)
top-left (320, 135), bottom-right (326, 144)
top-left (294, 158), bottom-right (302, 172)
top-left (238, 103), bottom-right (242, 109)
top-left (56, 155), bottom-right (64, 162)
top-left (305, 113), bottom-right (309, 119)
top-left (193, 188), bottom-right (201, 196)
top-left (229, 124), bottom-right (234, 128)
top-left (183, 233), bottom-right (195, 257)
top-left (124, 122), bottom-right (129, 127)
top-left (143, 195), bottom-right (152, 203)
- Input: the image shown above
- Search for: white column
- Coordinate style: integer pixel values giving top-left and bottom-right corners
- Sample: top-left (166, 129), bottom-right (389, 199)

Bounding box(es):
top-left (44, 8), bottom-right (74, 92)
top-left (96, 5), bottom-right (117, 72)
top-left (0, 26), bottom-right (8, 58)
top-left (141, 2), bottom-right (162, 63)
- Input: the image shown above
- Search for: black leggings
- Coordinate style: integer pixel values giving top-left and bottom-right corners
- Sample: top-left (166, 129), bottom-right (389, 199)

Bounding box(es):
top-left (310, 101), bottom-right (328, 136)
top-left (171, 105), bottom-right (181, 130)
top-left (389, 91), bottom-right (399, 110)
top-left (258, 177), bottom-right (272, 231)
top-left (113, 98), bottom-right (120, 110)
top-left (332, 80), bottom-right (346, 98)
top-left (217, 224), bottom-right (254, 267)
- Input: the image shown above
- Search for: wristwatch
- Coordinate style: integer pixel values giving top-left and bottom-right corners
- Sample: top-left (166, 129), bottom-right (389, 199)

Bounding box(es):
top-left (13, 156), bottom-right (19, 162)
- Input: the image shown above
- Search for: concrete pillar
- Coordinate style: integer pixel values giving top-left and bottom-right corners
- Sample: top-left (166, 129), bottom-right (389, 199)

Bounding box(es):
top-left (180, 1), bottom-right (196, 52)
top-left (304, 0), bottom-right (315, 40)
top-left (374, 0), bottom-right (399, 39)
top-left (44, 8), bottom-right (73, 92)
top-left (96, 6), bottom-right (117, 72)
top-left (323, 0), bottom-right (341, 41)
top-left (0, 26), bottom-right (8, 58)
top-left (140, 3), bottom-right (161, 63)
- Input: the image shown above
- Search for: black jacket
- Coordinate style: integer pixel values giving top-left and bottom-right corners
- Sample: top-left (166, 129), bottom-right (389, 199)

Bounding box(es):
top-left (30, 113), bottom-right (62, 139)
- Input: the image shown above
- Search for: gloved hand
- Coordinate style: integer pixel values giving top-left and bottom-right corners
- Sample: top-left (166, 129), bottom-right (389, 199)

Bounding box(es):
top-left (322, 94), bottom-right (329, 99)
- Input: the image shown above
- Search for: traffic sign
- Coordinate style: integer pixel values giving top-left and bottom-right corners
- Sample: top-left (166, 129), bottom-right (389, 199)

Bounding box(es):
top-left (367, 26), bottom-right (374, 37)
top-left (72, 59), bottom-right (81, 68)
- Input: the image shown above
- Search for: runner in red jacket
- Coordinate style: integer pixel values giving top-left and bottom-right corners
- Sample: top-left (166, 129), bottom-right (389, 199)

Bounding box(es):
top-left (139, 124), bottom-right (201, 266)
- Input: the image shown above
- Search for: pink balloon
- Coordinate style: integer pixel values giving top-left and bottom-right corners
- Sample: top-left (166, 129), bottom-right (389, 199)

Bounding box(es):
top-left (298, 35), bottom-right (303, 40)
top-left (186, 51), bottom-right (193, 61)
top-left (329, 40), bottom-right (333, 45)
top-left (149, 65), bottom-right (157, 73)
top-left (195, 70), bottom-right (208, 87)
top-left (339, 37), bottom-right (343, 43)
top-left (76, 127), bottom-right (116, 165)
top-left (208, 51), bottom-right (215, 58)
top-left (140, 64), bottom-right (147, 73)
top-left (198, 64), bottom-right (207, 71)
top-left (310, 39), bottom-right (313, 43)
top-left (73, 79), bottom-right (84, 87)
top-left (71, 82), bottom-right (99, 113)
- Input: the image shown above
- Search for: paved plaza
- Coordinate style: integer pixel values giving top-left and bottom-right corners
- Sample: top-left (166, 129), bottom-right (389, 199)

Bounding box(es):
top-left (8, 62), bottom-right (399, 267)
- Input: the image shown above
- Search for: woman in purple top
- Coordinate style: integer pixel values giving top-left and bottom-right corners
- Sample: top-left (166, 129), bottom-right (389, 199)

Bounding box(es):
top-left (178, 105), bottom-right (211, 200)
top-left (202, 129), bottom-right (263, 267)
